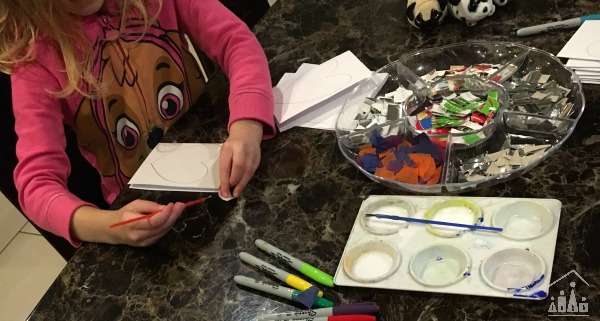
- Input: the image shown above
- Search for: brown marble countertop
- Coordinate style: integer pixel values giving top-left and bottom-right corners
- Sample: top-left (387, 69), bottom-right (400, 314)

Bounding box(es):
top-left (30, 0), bottom-right (599, 320)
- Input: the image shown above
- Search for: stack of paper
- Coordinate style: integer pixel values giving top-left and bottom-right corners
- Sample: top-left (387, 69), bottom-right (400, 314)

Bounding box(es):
top-left (273, 51), bottom-right (372, 132)
top-left (128, 143), bottom-right (221, 192)
top-left (557, 20), bottom-right (600, 84)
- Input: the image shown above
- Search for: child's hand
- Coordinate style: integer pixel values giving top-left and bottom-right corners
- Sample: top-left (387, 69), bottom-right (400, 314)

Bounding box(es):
top-left (111, 200), bottom-right (186, 246)
top-left (219, 119), bottom-right (264, 199)
top-left (72, 200), bottom-right (186, 246)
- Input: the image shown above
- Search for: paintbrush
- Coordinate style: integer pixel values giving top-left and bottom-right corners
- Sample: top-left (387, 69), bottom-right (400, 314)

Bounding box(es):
top-left (109, 196), bottom-right (210, 228)
top-left (365, 213), bottom-right (503, 232)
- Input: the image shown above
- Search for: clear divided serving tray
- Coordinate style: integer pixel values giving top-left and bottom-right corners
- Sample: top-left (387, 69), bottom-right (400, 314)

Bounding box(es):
top-left (335, 42), bottom-right (585, 193)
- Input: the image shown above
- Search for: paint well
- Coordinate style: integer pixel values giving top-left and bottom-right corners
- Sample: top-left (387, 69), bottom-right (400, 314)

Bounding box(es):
top-left (492, 201), bottom-right (554, 240)
top-left (364, 204), bottom-right (408, 231)
top-left (430, 206), bottom-right (475, 232)
top-left (352, 251), bottom-right (394, 280)
top-left (504, 215), bottom-right (543, 238)
top-left (410, 244), bottom-right (470, 287)
top-left (420, 257), bottom-right (461, 286)
top-left (492, 263), bottom-right (535, 289)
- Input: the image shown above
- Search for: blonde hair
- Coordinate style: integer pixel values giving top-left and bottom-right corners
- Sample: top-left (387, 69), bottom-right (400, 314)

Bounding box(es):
top-left (0, 0), bottom-right (160, 98)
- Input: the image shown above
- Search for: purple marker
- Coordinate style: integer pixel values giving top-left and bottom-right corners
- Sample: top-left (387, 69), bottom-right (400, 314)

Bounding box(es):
top-left (257, 302), bottom-right (379, 321)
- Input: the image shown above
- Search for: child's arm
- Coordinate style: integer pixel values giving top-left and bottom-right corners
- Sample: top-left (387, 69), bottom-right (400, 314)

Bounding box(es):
top-left (174, 0), bottom-right (275, 136)
top-left (11, 60), bottom-right (91, 246)
top-left (174, 0), bottom-right (276, 198)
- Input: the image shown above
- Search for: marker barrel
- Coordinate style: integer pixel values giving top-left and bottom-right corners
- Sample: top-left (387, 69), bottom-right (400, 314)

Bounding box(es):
top-left (239, 252), bottom-right (323, 297)
top-left (234, 276), bottom-right (294, 299)
top-left (234, 276), bottom-right (333, 308)
top-left (263, 316), bottom-right (375, 321)
top-left (256, 239), bottom-right (335, 287)
top-left (256, 239), bottom-right (304, 269)
top-left (516, 17), bottom-right (580, 36)
top-left (257, 302), bottom-right (380, 321)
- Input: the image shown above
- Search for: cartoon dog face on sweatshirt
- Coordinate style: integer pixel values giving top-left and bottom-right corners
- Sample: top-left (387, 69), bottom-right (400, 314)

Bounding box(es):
top-left (75, 22), bottom-right (205, 186)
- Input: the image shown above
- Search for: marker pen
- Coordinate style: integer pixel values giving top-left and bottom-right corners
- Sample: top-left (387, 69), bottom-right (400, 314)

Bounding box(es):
top-left (257, 302), bottom-right (380, 320)
top-left (261, 315), bottom-right (376, 321)
top-left (239, 252), bottom-right (324, 297)
top-left (255, 239), bottom-right (335, 287)
top-left (233, 276), bottom-right (333, 308)
top-left (517, 14), bottom-right (600, 36)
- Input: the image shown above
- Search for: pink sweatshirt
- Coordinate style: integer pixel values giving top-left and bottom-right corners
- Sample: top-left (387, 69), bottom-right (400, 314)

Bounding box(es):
top-left (11, 0), bottom-right (275, 246)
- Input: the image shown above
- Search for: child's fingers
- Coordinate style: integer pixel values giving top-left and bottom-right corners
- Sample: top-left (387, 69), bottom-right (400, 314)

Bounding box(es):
top-left (231, 150), bottom-right (259, 197)
top-left (227, 147), bottom-right (247, 189)
top-left (123, 203), bottom-right (186, 245)
top-left (123, 203), bottom-right (172, 231)
top-left (219, 147), bottom-right (234, 198)
top-left (232, 164), bottom-right (254, 197)
top-left (145, 201), bottom-right (185, 229)
top-left (156, 202), bottom-right (186, 229)
top-left (124, 199), bottom-right (164, 214)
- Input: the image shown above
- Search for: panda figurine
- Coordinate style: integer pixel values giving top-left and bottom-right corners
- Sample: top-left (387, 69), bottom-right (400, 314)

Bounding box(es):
top-left (448, 0), bottom-right (495, 26)
top-left (406, 0), bottom-right (449, 31)
top-left (493, 0), bottom-right (510, 6)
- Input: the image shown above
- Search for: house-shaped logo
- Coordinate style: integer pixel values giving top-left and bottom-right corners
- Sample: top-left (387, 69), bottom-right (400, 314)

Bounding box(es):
top-left (548, 270), bottom-right (590, 317)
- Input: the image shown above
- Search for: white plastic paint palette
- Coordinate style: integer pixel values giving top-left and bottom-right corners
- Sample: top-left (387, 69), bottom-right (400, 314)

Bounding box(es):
top-left (333, 195), bottom-right (562, 300)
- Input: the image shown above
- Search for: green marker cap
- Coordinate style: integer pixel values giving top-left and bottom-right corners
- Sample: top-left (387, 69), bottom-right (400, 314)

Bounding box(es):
top-left (299, 263), bottom-right (334, 288)
top-left (291, 291), bottom-right (334, 308)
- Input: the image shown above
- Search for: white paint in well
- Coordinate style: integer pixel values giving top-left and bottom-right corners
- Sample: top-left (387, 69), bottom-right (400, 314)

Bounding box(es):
top-left (352, 251), bottom-right (394, 280)
top-left (431, 206), bottom-right (475, 232)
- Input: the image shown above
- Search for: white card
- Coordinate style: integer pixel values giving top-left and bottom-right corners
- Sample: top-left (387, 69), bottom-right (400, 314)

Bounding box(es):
top-left (575, 70), bottom-right (600, 77)
top-left (128, 143), bottom-right (221, 192)
top-left (273, 51), bottom-right (371, 129)
top-left (557, 21), bottom-right (600, 60)
top-left (567, 58), bottom-right (600, 69)
top-left (281, 73), bottom-right (390, 131)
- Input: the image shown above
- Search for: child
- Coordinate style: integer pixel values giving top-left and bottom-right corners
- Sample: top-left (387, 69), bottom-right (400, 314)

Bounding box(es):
top-left (0, 0), bottom-right (275, 247)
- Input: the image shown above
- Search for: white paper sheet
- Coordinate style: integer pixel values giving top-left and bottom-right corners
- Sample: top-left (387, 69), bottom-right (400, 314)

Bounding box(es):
top-left (566, 58), bottom-right (600, 69)
top-left (575, 70), bottom-right (600, 77)
top-left (579, 78), bottom-right (600, 84)
top-left (280, 73), bottom-right (390, 131)
top-left (557, 21), bottom-right (600, 60)
top-left (128, 143), bottom-right (221, 192)
top-left (273, 51), bottom-right (371, 130)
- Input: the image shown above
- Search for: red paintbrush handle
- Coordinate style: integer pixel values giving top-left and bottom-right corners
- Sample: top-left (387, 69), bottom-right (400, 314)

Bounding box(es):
top-left (109, 197), bottom-right (208, 228)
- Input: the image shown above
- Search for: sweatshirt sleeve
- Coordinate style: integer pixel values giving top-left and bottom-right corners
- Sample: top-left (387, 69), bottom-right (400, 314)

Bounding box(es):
top-left (173, 0), bottom-right (276, 138)
top-left (11, 61), bottom-right (92, 247)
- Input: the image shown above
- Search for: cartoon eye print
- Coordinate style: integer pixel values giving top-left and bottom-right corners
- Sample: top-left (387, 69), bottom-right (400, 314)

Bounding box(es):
top-left (115, 115), bottom-right (140, 150)
top-left (157, 82), bottom-right (184, 120)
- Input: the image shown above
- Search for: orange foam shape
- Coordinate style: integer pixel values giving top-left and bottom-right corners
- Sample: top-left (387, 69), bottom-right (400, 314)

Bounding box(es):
top-left (410, 154), bottom-right (436, 181)
top-left (395, 166), bottom-right (419, 184)
top-left (378, 149), bottom-right (393, 160)
top-left (380, 152), bottom-right (397, 170)
top-left (375, 166), bottom-right (397, 180)
top-left (426, 166), bottom-right (443, 185)
top-left (358, 145), bottom-right (376, 158)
